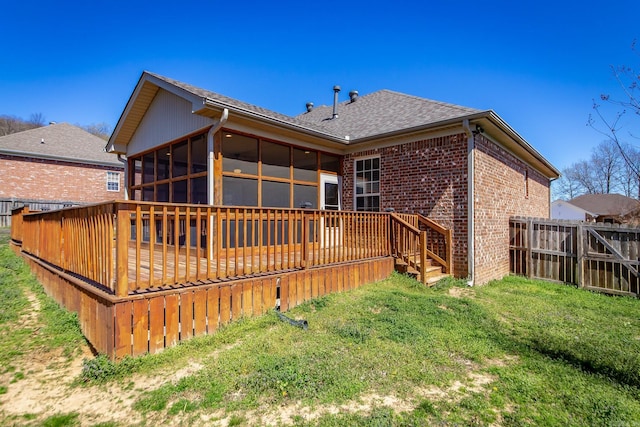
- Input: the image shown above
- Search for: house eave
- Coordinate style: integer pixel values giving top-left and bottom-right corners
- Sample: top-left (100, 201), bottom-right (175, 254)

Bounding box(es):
top-left (0, 148), bottom-right (124, 169)
top-left (199, 99), bottom-right (349, 146)
top-left (107, 72), bottom-right (210, 155)
top-left (478, 111), bottom-right (560, 180)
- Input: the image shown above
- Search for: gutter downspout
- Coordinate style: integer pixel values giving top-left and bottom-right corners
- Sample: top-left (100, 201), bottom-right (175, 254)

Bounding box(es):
top-left (207, 108), bottom-right (229, 258)
top-left (463, 119), bottom-right (475, 287)
top-left (117, 154), bottom-right (128, 200)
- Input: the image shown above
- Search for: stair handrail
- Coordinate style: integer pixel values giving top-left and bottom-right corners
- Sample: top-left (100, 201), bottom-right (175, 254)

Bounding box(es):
top-left (417, 214), bottom-right (452, 274)
top-left (390, 213), bottom-right (427, 284)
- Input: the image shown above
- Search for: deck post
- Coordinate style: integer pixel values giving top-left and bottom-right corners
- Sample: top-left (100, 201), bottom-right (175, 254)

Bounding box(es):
top-left (115, 203), bottom-right (130, 297)
top-left (445, 228), bottom-right (453, 274)
top-left (419, 231), bottom-right (427, 284)
top-left (301, 211), bottom-right (308, 268)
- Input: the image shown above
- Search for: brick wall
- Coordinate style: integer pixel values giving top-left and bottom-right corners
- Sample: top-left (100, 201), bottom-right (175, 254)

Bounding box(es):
top-left (343, 133), bottom-right (470, 277)
top-left (0, 154), bottom-right (125, 203)
top-left (472, 135), bottom-right (550, 284)
top-left (343, 132), bottom-right (551, 283)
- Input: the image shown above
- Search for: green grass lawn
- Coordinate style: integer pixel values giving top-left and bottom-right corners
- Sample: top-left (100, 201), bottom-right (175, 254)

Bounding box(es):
top-left (2, 228), bottom-right (640, 426)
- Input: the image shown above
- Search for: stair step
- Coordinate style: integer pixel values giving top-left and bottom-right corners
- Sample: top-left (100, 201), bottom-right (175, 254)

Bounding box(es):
top-left (425, 273), bottom-right (450, 286)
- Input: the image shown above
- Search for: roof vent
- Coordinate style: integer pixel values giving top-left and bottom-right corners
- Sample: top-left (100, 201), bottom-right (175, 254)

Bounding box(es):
top-left (41, 138), bottom-right (45, 144)
top-left (332, 85), bottom-right (341, 119)
top-left (349, 90), bottom-right (359, 103)
top-left (305, 102), bottom-right (314, 113)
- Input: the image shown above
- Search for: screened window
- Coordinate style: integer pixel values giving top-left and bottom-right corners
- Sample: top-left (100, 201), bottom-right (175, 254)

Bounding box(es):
top-left (221, 131), bottom-right (333, 208)
top-left (222, 134), bottom-right (258, 175)
top-left (262, 141), bottom-right (290, 178)
top-left (222, 176), bottom-right (258, 206)
top-left (354, 157), bottom-right (380, 211)
top-left (128, 131), bottom-right (209, 204)
top-left (106, 172), bottom-right (120, 192)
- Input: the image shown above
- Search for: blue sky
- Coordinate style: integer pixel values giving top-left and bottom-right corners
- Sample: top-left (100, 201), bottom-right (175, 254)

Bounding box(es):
top-left (1, 0), bottom-right (639, 172)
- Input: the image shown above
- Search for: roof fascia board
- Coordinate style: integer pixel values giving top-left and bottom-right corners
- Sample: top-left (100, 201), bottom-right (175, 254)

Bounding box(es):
top-left (107, 72), bottom-right (150, 153)
top-left (145, 74), bottom-right (208, 113)
top-left (201, 99), bottom-right (349, 144)
top-left (348, 112), bottom-right (492, 145)
top-left (342, 125), bottom-right (464, 155)
top-left (483, 111), bottom-right (559, 178)
top-left (107, 72), bottom-right (207, 154)
top-left (0, 148), bottom-right (124, 169)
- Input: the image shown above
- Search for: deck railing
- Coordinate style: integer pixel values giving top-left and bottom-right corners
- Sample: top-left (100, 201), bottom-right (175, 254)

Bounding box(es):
top-left (394, 213), bottom-right (452, 274)
top-left (390, 214), bottom-right (428, 284)
top-left (19, 201), bottom-right (392, 297)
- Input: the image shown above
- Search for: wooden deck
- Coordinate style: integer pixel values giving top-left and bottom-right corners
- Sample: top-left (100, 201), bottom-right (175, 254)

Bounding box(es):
top-left (126, 244), bottom-right (381, 293)
top-left (10, 201), bottom-right (452, 359)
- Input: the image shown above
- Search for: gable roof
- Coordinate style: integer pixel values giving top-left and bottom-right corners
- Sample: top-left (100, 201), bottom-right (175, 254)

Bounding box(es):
top-left (0, 123), bottom-right (123, 168)
top-left (107, 71), bottom-right (559, 178)
top-left (568, 194), bottom-right (640, 216)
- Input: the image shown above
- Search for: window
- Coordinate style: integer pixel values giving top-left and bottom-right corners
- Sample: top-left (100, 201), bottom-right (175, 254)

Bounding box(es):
top-left (107, 172), bottom-right (120, 192)
top-left (354, 157), bottom-right (380, 211)
top-left (128, 131), bottom-right (210, 204)
top-left (221, 132), bottom-right (329, 208)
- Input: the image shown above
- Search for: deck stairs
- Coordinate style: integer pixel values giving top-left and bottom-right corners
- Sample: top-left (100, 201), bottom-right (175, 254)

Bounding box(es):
top-left (394, 253), bottom-right (449, 286)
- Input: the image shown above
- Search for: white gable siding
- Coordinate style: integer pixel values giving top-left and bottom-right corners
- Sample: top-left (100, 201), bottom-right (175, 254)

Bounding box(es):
top-left (551, 200), bottom-right (588, 220)
top-left (128, 89), bottom-right (214, 156)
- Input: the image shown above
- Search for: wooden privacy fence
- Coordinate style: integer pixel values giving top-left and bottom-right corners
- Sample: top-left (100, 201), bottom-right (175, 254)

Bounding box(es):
top-left (0, 198), bottom-right (78, 227)
top-left (510, 217), bottom-right (640, 297)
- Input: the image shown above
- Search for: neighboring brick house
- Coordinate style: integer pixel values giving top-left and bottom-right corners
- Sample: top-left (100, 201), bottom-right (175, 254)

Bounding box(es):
top-left (0, 123), bottom-right (124, 225)
top-left (107, 72), bottom-right (559, 284)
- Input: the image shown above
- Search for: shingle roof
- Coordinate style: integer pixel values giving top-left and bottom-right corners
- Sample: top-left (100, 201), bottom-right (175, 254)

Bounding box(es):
top-left (108, 72), bottom-right (559, 179)
top-left (568, 194), bottom-right (640, 216)
top-left (147, 72), bottom-right (332, 136)
top-left (147, 73), bottom-right (482, 141)
top-left (295, 90), bottom-right (482, 140)
top-left (0, 123), bottom-right (122, 167)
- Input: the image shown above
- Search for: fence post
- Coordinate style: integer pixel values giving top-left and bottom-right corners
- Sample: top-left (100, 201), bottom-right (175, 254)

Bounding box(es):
top-left (526, 218), bottom-right (533, 278)
top-left (576, 223), bottom-right (584, 288)
top-left (115, 203), bottom-right (129, 297)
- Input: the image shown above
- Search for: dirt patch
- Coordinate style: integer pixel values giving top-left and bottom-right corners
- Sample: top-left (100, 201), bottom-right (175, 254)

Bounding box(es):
top-left (17, 288), bottom-right (41, 329)
top-left (1, 347), bottom-right (501, 426)
top-left (448, 286), bottom-right (475, 299)
top-left (0, 347), bottom-right (206, 426)
top-left (211, 369), bottom-right (498, 426)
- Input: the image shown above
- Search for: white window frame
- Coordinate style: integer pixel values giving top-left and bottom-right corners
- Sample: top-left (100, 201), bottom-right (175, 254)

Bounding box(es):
top-left (107, 171), bottom-right (120, 192)
top-left (353, 156), bottom-right (380, 212)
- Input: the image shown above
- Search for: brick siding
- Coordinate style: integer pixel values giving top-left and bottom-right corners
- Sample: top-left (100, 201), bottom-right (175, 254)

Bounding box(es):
top-left (343, 132), bottom-right (550, 284)
top-left (343, 133), bottom-right (470, 277)
top-left (0, 154), bottom-right (124, 203)
top-left (472, 135), bottom-right (549, 284)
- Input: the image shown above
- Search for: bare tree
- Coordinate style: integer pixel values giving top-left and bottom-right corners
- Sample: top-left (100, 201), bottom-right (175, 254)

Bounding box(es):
top-left (28, 112), bottom-right (46, 127)
top-left (80, 122), bottom-right (111, 140)
top-left (589, 40), bottom-right (640, 181)
top-left (552, 140), bottom-right (636, 200)
top-left (591, 140), bottom-right (623, 194)
top-left (0, 114), bottom-right (44, 136)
